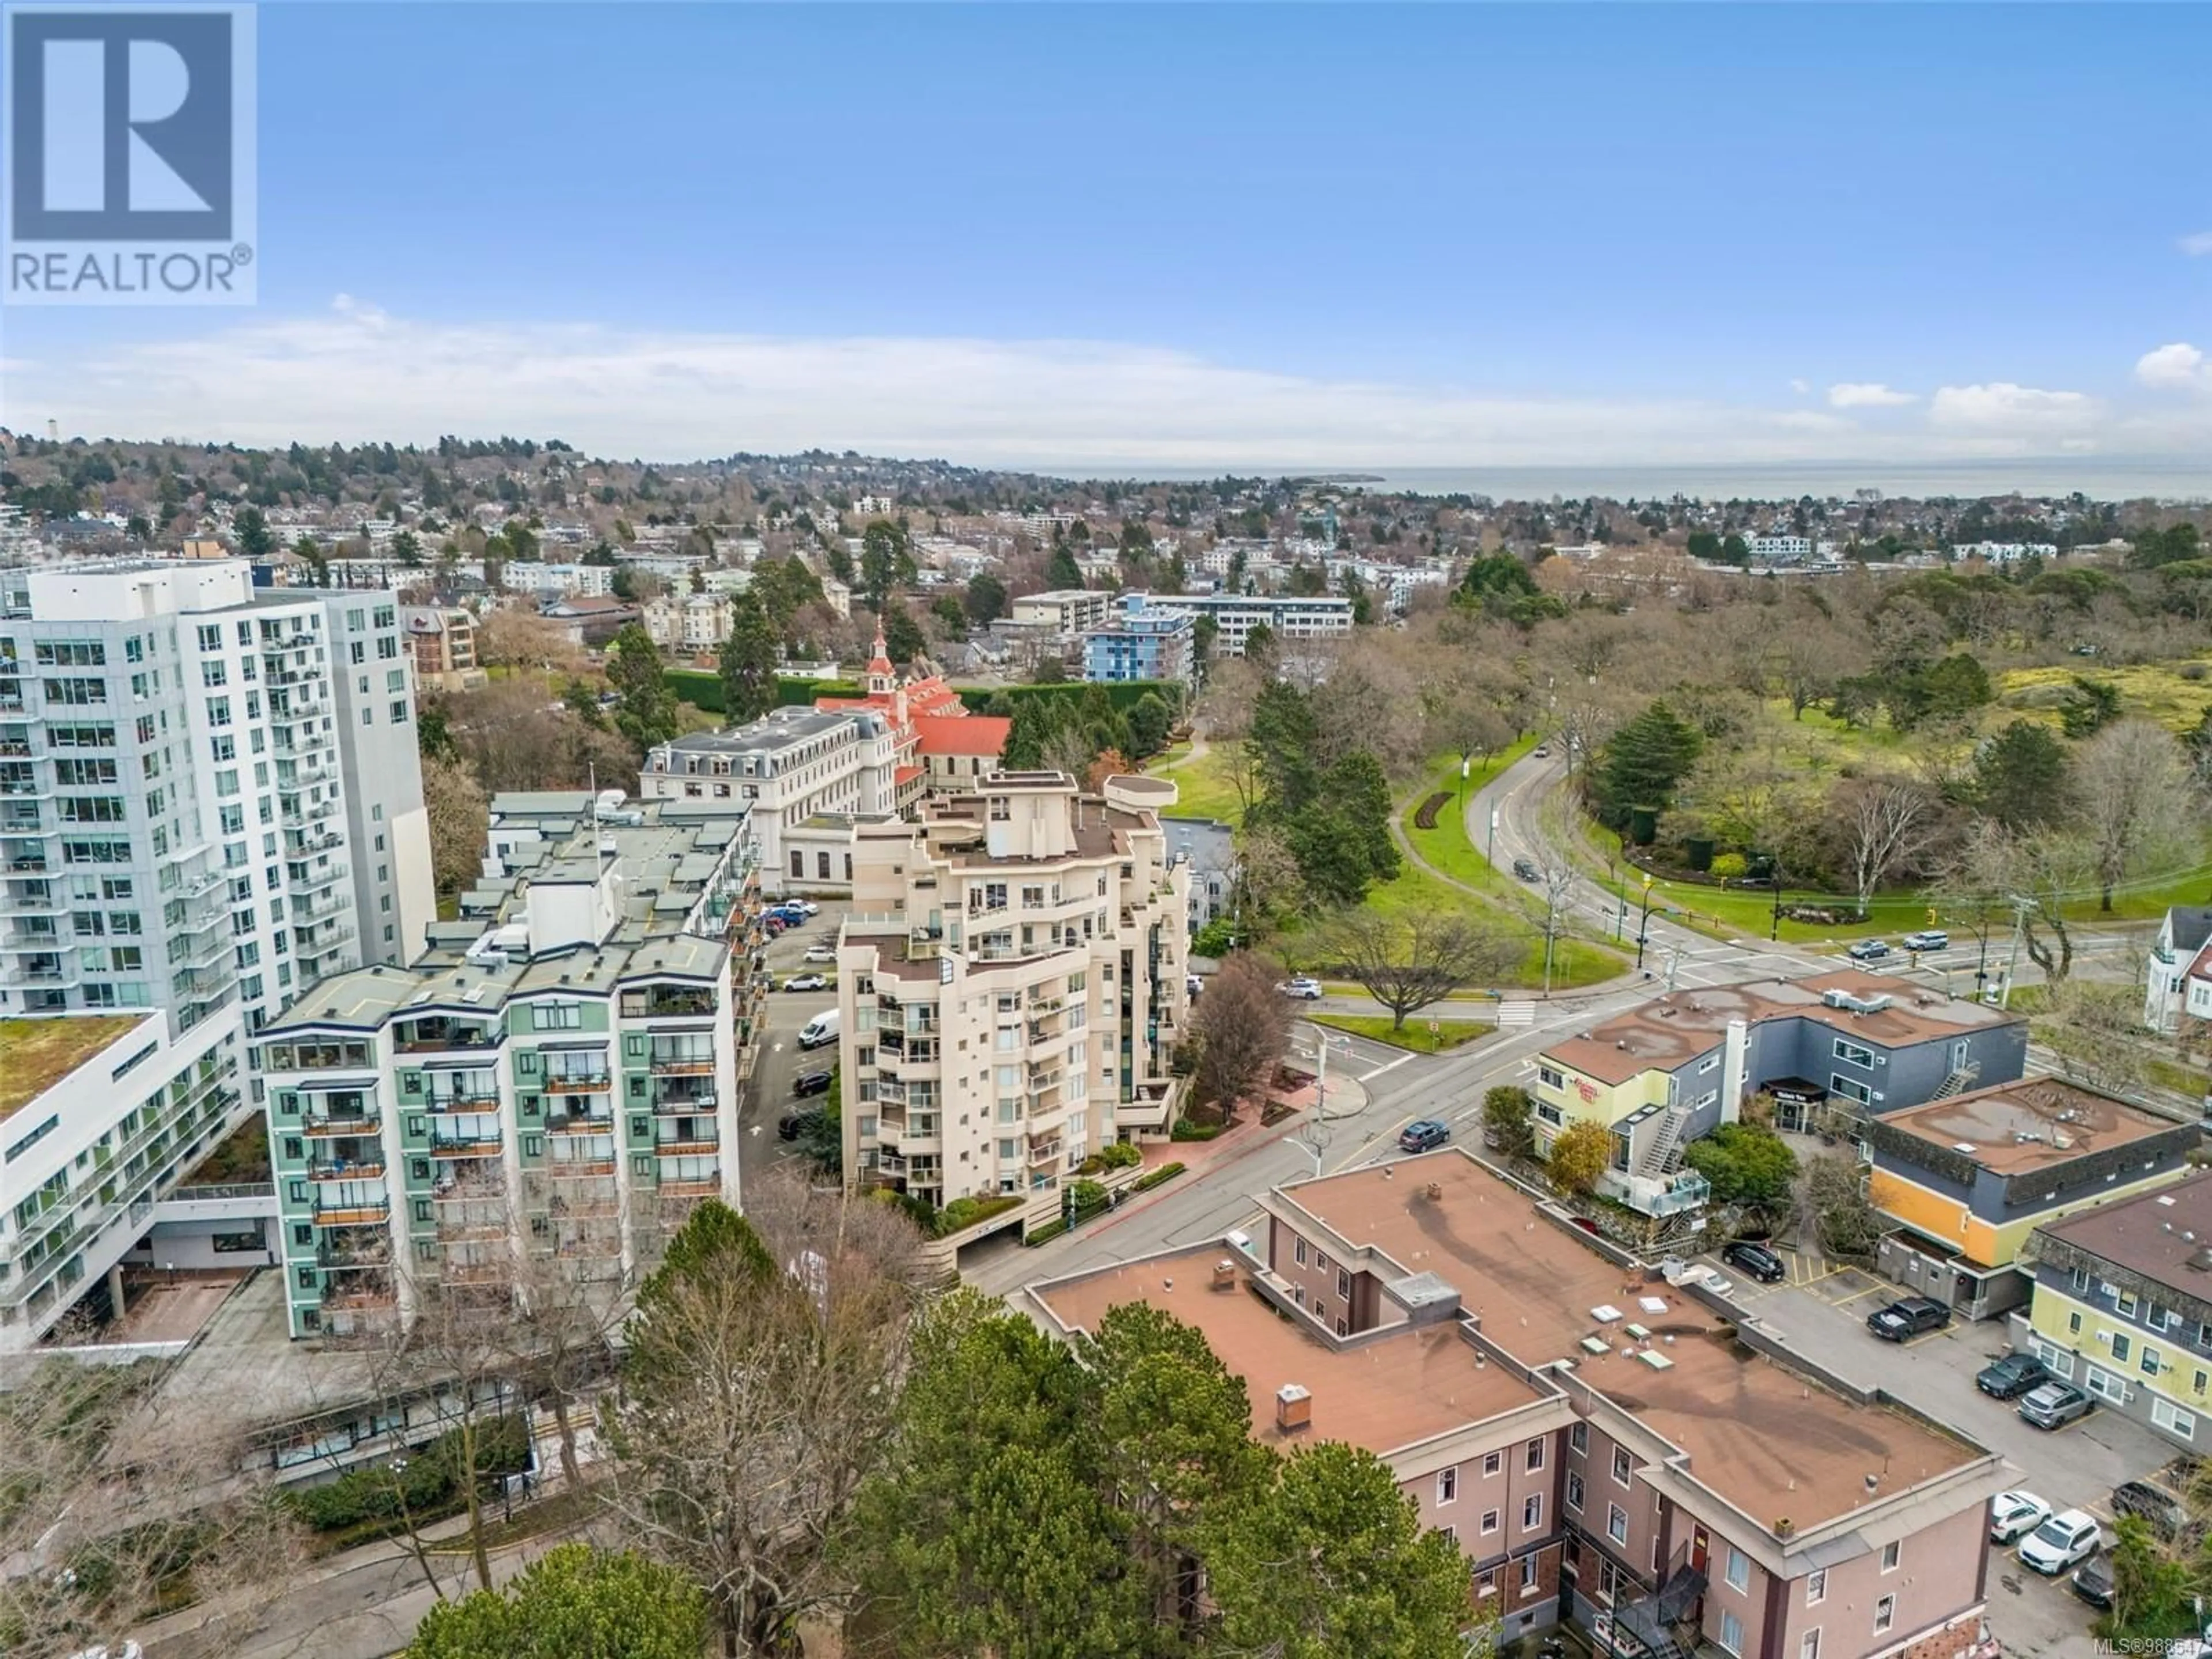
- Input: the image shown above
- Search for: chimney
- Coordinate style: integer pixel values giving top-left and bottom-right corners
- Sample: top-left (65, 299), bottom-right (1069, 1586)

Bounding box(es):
top-left (1211, 1259), bottom-right (1238, 1291)
top-left (1721, 1017), bottom-right (1748, 1126)
top-left (1275, 1383), bottom-right (1312, 1434)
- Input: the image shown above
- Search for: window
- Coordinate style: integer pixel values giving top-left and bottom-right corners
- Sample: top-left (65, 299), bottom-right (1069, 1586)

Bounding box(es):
top-left (1525, 1437), bottom-right (1545, 1472)
top-left (1520, 1554), bottom-right (1539, 1591)
top-left (1566, 1472), bottom-right (1584, 1512)
top-left (789, 850), bottom-right (803, 877)
top-left (2070, 1265), bottom-right (2092, 1293)
top-left (2144, 1345), bottom-right (2164, 1377)
top-left (1607, 1503), bottom-right (1628, 1545)
top-left (1725, 1547), bottom-right (1750, 1592)
top-left (2154, 1397), bottom-right (2198, 1440)
top-left (2112, 1332), bottom-right (2133, 1365)
top-left (1480, 1508), bottom-right (1499, 1536)
top-left (2035, 1338), bottom-right (2076, 1378)
top-left (1294, 1238), bottom-right (1308, 1267)
top-left (1337, 1267), bottom-right (1350, 1299)
top-left (2069, 1311), bottom-right (2083, 1335)
top-left (1521, 1493), bottom-right (1542, 1531)
top-left (1611, 1445), bottom-right (1633, 1486)
top-left (1483, 1450), bottom-right (1502, 1477)
top-left (1718, 1611), bottom-right (1744, 1656)
top-left (1880, 1539), bottom-right (1900, 1573)
top-left (1806, 1569), bottom-right (1827, 1606)
top-left (1537, 1064), bottom-right (1565, 1089)
top-left (1873, 1594), bottom-right (1895, 1635)
top-left (1830, 1074), bottom-right (1871, 1105)
top-left (1800, 1632), bottom-right (1820, 1659)
top-left (1436, 1468), bottom-right (1456, 1506)
top-left (1570, 1421), bottom-right (1588, 1454)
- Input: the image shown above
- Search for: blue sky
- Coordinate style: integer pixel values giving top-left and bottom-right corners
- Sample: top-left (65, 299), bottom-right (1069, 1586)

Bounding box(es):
top-left (5, 2), bottom-right (2209, 470)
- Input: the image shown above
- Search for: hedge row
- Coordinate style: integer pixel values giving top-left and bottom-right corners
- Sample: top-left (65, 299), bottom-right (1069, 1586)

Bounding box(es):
top-left (664, 669), bottom-right (1183, 726)
top-left (666, 668), bottom-right (866, 715)
top-left (285, 1416), bottom-right (532, 1533)
top-left (956, 681), bottom-right (1184, 718)
top-left (1131, 1162), bottom-right (1187, 1194)
top-left (1024, 1220), bottom-right (1068, 1248)
top-left (1170, 1119), bottom-right (1227, 1143)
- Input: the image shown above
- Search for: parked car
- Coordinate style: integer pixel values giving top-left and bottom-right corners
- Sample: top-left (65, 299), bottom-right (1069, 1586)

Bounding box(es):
top-left (1866, 1296), bottom-right (1949, 1341)
top-left (1988, 1490), bottom-right (2052, 1544)
top-left (1511, 857), bottom-right (1541, 882)
top-left (777, 1109), bottom-right (821, 1141)
top-left (1278, 976), bottom-right (1324, 1000)
top-left (1845, 938), bottom-right (1892, 961)
top-left (791, 1069), bottom-right (834, 1098)
top-left (1225, 1229), bottom-right (1258, 1260)
top-left (2018, 1380), bottom-right (2093, 1430)
top-left (2113, 1478), bottom-right (2191, 1540)
top-left (1397, 1119), bottom-right (1450, 1153)
top-left (783, 972), bottom-right (829, 993)
top-left (1533, 744), bottom-right (1551, 758)
top-left (1901, 929), bottom-right (1949, 952)
top-left (1721, 1240), bottom-right (1786, 1283)
top-left (785, 900), bottom-right (821, 916)
top-left (2018, 1509), bottom-right (2101, 1575)
top-left (1975, 1352), bottom-right (2052, 1400)
top-left (1186, 973), bottom-right (1203, 998)
top-left (802, 945), bottom-right (836, 963)
top-left (2070, 1552), bottom-right (2116, 1610)
top-left (763, 916), bottom-right (787, 937)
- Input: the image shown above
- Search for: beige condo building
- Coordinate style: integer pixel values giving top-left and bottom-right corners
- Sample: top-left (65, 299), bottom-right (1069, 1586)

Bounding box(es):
top-left (836, 771), bottom-right (1189, 1210)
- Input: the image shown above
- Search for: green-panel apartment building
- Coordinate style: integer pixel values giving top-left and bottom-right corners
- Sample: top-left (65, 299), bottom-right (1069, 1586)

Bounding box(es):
top-left (255, 792), bottom-right (763, 1338)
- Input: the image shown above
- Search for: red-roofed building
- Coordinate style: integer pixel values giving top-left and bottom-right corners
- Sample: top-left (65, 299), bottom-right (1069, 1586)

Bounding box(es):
top-left (813, 630), bottom-right (1008, 811)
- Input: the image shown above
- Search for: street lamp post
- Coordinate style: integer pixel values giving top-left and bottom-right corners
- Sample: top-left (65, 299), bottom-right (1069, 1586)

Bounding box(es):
top-left (1635, 877), bottom-right (1656, 971)
top-left (1486, 808), bottom-right (1499, 883)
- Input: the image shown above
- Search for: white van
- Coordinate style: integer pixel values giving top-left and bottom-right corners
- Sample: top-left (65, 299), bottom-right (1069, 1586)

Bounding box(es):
top-left (798, 1010), bottom-right (840, 1051)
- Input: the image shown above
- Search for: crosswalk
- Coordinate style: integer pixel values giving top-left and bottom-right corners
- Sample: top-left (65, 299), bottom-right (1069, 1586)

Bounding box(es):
top-left (1497, 1001), bottom-right (1535, 1027)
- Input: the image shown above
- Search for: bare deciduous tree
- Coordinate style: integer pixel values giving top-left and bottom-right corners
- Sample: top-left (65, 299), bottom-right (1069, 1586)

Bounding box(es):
top-left (2071, 718), bottom-right (2202, 912)
top-left (1829, 775), bottom-right (1949, 918)
top-left (1228, 822), bottom-right (1304, 935)
top-left (420, 749), bottom-right (489, 900)
top-left (474, 607), bottom-right (588, 677)
top-left (0, 1354), bottom-right (305, 1656)
top-left (1961, 819), bottom-right (2098, 984)
top-left (1186, 951), bottom-right (1292, 1121)
top-left (1324, 909), bottom-right (1524, 1030)
top-left (2041, 980), bottom-right (2149, 1096)
top-left (604, 1176), bottom-right (924, 1658)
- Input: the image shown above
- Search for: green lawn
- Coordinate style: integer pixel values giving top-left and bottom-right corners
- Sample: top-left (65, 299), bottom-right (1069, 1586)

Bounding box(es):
top-left (1310, 1013), bottom-right (1495, 1053)
top-left (1150, 740), bottom-right (1245, 823)
top-left (1360, 847), bottom-right (1623, 990)
top-left (1403, 740), bottom-right (1534, 890)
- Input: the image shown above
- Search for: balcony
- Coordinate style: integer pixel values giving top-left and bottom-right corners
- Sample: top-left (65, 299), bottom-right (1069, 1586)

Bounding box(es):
top-left (441, 1257), bottom-right (513, 1288)
top-left (425, 1086), bottom-right (500, 1112)
top-left (309, 1153), bottom-right (384, 1182)
top-left (648, 1051), bottom-right (716, 1077)
top-left (396, 1020), bottom-right (498, 1054)
top-left (304, 1109), bottom-right (381, 1137)
top-left (653, 1089), bottom-right (716, 1115)
top-left (430, 1131), bottom-right (503, 1158)
top-left (313, 1196), bottom-right (391, 1226)
top-left (289, 862), bottom-right (350, 896)
top-left (546, 1109), bottom-right (615, 1135)
top-left (659, 1175), bottom-right (722, 1199)
top-left (655, 1130), bottom-right (719, 1156)
top-left (627, 989), bottom-right (717, 1020)
top-left (549, 1154), bottom-right (618, 1178)
top-left (1027, 1137), bottom-right (1063, 1165)
top-left (437, 1213), bottom-right (508, 1243)
top-left (547, 1186), bottom-right (619, 1219)
top-left (316, 1234), bottom-right (392, 1270)
top-left (320, 1276), bottom-right (397, 1312)
top-left (542, 1069), bottom-right (613, 1093)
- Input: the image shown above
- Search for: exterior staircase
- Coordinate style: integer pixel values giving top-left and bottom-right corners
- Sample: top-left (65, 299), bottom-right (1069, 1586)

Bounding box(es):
top-left (1930, 1062), bottom-right (1981, 1101)
top-left (1638, 1103), bottom-right (1694, 1178)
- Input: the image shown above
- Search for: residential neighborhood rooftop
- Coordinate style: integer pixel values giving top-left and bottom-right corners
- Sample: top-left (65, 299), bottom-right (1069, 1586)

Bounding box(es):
top-left (1031, 1248), bottom-right (1552, 1455)
top-left (1271, 1152), bottom-right (1983, 1528)
top-left (1544, 969), bottom-right (2020, 1086)
top-left (1877, 1078), bottom-right (2192, 1175)
top-left (0, 1013), bottom-right (152, 1120)
top-left (2035, 1169), bottom-right (2212, 1284)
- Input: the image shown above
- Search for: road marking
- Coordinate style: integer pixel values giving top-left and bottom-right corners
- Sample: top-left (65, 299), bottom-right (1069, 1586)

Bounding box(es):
top-left (1364, 1052), bottom-right (1418, 1080)
top-left (1498, 1001), bottom-right (1535, 1027)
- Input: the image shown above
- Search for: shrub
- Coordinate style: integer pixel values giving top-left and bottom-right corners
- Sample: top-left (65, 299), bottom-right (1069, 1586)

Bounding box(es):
top-left (1171, 1118), bottom-right (1226, 1142)
top-left (1023, 1220), bottom-right (1068, 1247)
top-left (1094, 1140), bottom-right (1142, 1170)
top-left (1710, 852), bottom-right (1749, 881)
top-left (1067, 1179), bottom-right (1108, 1215)
top-left (934, 1194), bottom-right (1021, 1237)
top-left (287, 1416), bottom-right (531, 1533)
top-left (1131, 1162), bottom-right (1185, 1193)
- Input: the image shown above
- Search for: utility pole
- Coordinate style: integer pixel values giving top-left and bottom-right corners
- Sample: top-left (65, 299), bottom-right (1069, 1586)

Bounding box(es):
top-left (1999, 896), bottom-right (2030, 1009)
top-left (1487, 807), bottom-right (1499, 882)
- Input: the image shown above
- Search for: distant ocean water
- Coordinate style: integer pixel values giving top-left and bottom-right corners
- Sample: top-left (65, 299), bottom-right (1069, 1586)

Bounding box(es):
top-left (1065, 460), bottom-right (2212, 502)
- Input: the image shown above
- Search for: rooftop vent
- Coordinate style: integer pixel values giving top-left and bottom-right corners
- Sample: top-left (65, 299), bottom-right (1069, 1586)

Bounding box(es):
top-left (1275, 1384), bottom-right (1313, 1433)
top-left (1211, 1260), bottom-right (1238, 1291)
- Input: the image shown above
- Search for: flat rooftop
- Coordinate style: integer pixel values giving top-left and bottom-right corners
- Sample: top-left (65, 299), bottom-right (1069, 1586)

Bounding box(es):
top-left (1032, 1248), bottom-right (1549, 1456)
top-left (1277, 1152), bottom-right (1980, 1528)
top-left (2037, 1169), bottom-right (2212, 1285)
top-left (1879, 1078), bottom-right (2190, 1175)
top-left (0, 1013), bottom-right (150, 1120)
top-left (1546, 970), bottom-right (2019, 1086)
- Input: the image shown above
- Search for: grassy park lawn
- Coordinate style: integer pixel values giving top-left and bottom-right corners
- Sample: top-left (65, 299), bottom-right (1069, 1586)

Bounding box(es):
top-left (1148, 740), bottom-right (1244, 823)
top-left (1310, 1013), bottom-right (1494, 1054)
top-left (1361, 857), bottom-right (1623, 990)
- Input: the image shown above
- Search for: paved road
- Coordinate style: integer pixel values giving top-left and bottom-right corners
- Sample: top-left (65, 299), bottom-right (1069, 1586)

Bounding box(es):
top-left (739, 902), bottom-right (847, 1180)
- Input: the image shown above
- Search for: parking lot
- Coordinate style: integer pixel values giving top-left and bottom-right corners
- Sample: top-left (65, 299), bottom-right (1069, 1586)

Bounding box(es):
top-left (1699, 1243), bottom-right (2175, 1657)
top-left (737, 899), bottom-right (846, 1175)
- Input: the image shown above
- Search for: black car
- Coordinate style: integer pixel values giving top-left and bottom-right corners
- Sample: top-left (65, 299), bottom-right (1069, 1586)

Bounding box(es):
top-left (1975, 1352), bottom-right (2052, 1400)
top-left (2070, 1552), bottom-right (2115, 1611)
top-left (1511, 857), bottom-right (1541, 882)
top-left (2113, 1479), bottom-right (2190, 1541)
top-left (777, 1109), bottom-right (821, 1141)
top-left (791, 1069), bottom-right (834, 1098)
top-left (1866, 1296), bottom-right (1949, 1342)
top-left (1721, 1240), bottom-right (1786, 1283)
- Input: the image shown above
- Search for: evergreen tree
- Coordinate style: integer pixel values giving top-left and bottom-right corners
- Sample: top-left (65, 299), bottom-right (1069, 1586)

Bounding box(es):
top-left (1970, 720), bottom-right (2070, 831)
top-left (406, 1546), bottom-right (706, 1659)
top-left (718, 590), bottom-right (781, 725)
top-left (1045, 534), bottom-right (1086, 591)
top-left (606, 624), bottom-right (679, 751)
top-left (1594, 700), bottom-right (1703, 832)
top-left (881, 601), bottom-right (927, 667)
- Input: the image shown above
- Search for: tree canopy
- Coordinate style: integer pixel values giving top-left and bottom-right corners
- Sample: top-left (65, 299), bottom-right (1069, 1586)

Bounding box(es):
top-left (405, 1546), bottom-right (707, 1659)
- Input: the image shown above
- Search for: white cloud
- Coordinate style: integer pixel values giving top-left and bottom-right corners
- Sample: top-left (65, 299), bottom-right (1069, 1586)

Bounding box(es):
top-left (0, 301), bottom-right (2202, 468)
top-left (1826, 382), bottom-right (1917, 408)
top-left (1926, 381), bottom-right (2099, 442)
top-left (2181, 231), bottom-right (2212, 257)
top-left (2137, 342), bottom-right (2210, 392)
top-left (1789, 378), bottom-right (1809, 395)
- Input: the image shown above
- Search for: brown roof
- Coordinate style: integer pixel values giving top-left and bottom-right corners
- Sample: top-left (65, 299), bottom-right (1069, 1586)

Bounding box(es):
top-left (1275, 1153), bottom-right (1979, 1528)
top-left (1032, 1248), bottom-right (1548, 1455)
top-left (1879, 1078), bottom-right (2191, 1176)
top-left (913, 712), bottom-right (1011, 757)
top-left (1544, 970), bottom-right (2020, 1086)
top-left (2037, 1169), bottom-right (2212, 1286)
